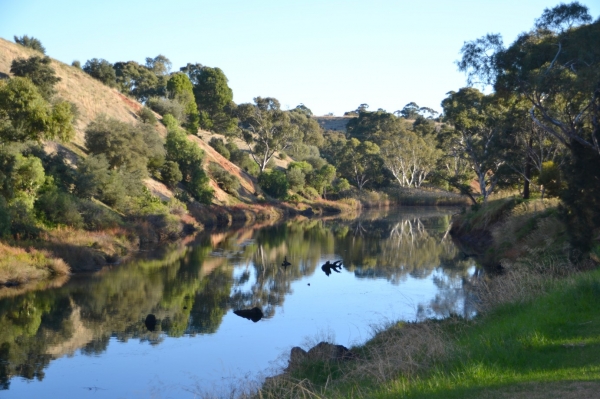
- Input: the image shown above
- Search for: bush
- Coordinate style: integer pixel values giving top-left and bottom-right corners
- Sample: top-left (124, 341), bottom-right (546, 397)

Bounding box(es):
top-left (35, 188), bottom-right (84, 228)
top-left (71, 60), bottom-right (81, 68)
top-left (299, 186), bottom-right (319, 200)
top-left (258, 170), bottom-right (289, 199)
top-left (160, 161), bottom-right (182, 189)
top-left (228, 144), bottom-right (259, 177)
top-left (83, 58), bottom-right (117, 87)
top-left (208, 163), bottom-right (240, 195)
top-left (0, 196), bottom-right (11, 238)
top-left (286, 167), bottom-right (305, 192)
top-left (14, 35), bottom-right (46, 53)
top-left (77, 199), bottom-right (121, 230)
top-left (147, 96), bottom-right (185, 123)
top-left (138, 106), bottom-right (157, 125)
top-left (209, 138), bottom-right (231, 160)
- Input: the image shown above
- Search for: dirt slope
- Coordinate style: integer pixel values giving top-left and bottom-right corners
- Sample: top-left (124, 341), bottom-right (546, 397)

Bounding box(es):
top-left (0, 37), bottom-right (166, 146)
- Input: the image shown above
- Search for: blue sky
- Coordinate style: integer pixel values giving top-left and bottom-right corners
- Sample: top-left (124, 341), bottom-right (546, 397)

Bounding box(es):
top-left (1, 0), bottom-right (598, 116)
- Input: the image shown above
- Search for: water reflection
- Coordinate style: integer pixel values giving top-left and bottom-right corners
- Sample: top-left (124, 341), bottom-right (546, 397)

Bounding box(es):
top-left (0, 207), bottom-right (475, 392)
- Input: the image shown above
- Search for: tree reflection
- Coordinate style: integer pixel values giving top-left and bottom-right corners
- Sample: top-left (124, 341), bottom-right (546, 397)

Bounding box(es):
top-left (0, 208), bottom-right (476, 389)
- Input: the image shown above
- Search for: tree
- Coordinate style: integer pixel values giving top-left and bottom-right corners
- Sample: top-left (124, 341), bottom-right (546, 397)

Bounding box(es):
top-left (167, 72), bottom-right (199, 133)
top-left (83, 58), bottom-right (117, 87)
top-left (114, 61), bottom-right (159, 101)
top-left (14, 35), bottom-right (45, 53)
top-left (145, 55), bottom-right (172, 77)
top-left (258, 170), bottom-right (289, 199)
top-left (85, 116), bottom-right (159, 175)
top-left (441, 88), bottom-right (507, 202)
top-left (346, 108), bottom-right (407, 143)
top-left (381, 131), bottom-right (440, 188)
top-left (0, 77), bottom-right (75, 145)
top-left (10, 56), bottom-right (60, 100)
top-left (237, 97), bottom-right (302, 172)
top-left (288, 106), bottom-right (324, 147)
top-left (336, 138), bottom-right (383, 190)
top-left (190, 67), bottom-right (236, 133)
top-left (164, 120), bottom-right (213, 203)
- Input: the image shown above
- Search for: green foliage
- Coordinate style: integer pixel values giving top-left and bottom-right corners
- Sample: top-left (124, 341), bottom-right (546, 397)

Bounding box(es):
top-left (306, 164), bottom-right (336, 194)
top-left (188, 66), bottom-right (236, 133)
top-left (228, 142), bottom-right (259, 177)
top-left (35, 187), bottom-right (83, 228)
top-left (114, 61), bottom-right (161, 101)
top-left (258, 170), bottom-right (289, 199)
top-left (208, 163), bottom-right (240, 195)
top-left (299, 185), bottom-right (319, 200)
top-left (1, 77), bottom-right (74, 144)
top-left (85, 116), bottom-right (164, 179)
top-left (75, 154), bottom-right (127, 209)
top-left (286, 167), bottom-right (305, 192)
top-left (208, 137), bottom-right (230, 159)
top-left (336, 138), bottom-right (383, 190)
top-left (167, 72), bottom-right (199, 133)
top-left (164, 124), bottom-right (213, 204)
top-left (0, 196), bottom-right (10, 237)
top-left (83, 58), bottom-right (117, 88)
top-left (10, 56), bottom-right (60, 100)
top-left (147, 96), bottom-right (185, 123)
top-left (333, 178), bottom-right (351, 193)
top-left (145, 55), bottom-right (172, 77)
top-left (77, 199), bottom-right (122, 230)
top-left (160, 161), bottom-right (182, 189)
top-left (71, 60), bottom-right (81, 69)
top-left (237, 97), bottom-right (302, 172)
top-left (538, 161), bottom-right (562, 198)
top-left (137, 106), bottom-right (157, 125)
top-left (14, 35), bottom-right (46, 53)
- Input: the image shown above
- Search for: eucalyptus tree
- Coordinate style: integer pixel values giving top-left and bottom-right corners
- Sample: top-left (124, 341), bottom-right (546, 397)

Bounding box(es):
top-left (441, 87), bottom-right (507, 202)
top-left (381, 130), bottom-right (440, 188)
top-left (336, 138), bottom-right (383, 191)
top-left (457, 2), bottom-right (600, 250)
top-left (114, 61), bottom-right (160, 102)
top-left (236, 97), bottom-right (302, 172)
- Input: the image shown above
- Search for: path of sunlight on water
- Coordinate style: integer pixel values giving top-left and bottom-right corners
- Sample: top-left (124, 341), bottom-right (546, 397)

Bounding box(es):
top-left (0, 208), bottom-right (477, 399)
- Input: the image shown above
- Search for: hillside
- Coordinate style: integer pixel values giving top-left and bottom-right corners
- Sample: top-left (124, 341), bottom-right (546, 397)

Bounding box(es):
top-left (0, 37), bottom-right (263, 205)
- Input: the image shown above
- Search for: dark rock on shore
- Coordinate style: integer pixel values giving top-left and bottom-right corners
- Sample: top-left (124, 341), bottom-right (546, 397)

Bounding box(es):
top-left (286, 342), bottom-right (358, 371)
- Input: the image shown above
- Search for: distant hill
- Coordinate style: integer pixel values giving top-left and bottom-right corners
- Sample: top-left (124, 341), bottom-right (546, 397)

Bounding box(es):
top-left (312, 116), bottom-right (355, 133)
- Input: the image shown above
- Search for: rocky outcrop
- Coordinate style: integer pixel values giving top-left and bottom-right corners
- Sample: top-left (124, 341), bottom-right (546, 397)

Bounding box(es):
top-left (286, 342), bottom-right (358, 371)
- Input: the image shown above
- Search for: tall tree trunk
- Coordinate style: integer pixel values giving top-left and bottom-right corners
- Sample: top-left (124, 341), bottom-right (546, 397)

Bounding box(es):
top-left (523, 137), bottom-right (532, 199)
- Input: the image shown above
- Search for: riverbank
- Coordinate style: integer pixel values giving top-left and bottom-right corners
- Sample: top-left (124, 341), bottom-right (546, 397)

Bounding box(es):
top-left (254, 197), bottom-right (600, 399)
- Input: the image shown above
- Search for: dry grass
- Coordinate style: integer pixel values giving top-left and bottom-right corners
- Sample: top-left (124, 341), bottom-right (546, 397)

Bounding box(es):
top-left (0, 242), bottom-right (70, 285)
top-left (0, 37), bottom-right (167, 146)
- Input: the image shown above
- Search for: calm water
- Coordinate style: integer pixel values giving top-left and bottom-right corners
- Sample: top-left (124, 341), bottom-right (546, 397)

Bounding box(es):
top-left (0, 208), bottom-right (476, 398)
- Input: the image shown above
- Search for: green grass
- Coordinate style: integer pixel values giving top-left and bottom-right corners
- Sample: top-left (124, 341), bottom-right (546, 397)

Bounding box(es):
top-left (372, 269), bottom-right (600, 398)
top-left (258, 268), bottom-right (600, 399)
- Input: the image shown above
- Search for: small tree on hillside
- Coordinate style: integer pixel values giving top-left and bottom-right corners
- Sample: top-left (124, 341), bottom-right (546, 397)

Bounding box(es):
top-left (10, 56), bottom-right (61, 100)
top-left (83, 58), bottom-right (117, 87)
top-left (14, 35), bottom-right (46, 54)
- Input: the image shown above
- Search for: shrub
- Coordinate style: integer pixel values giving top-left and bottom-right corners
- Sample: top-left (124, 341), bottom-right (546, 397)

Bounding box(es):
top-left (71, 60), bottom-right (81, 68)
top-left (258, 170), bottom-right (289, 199)
top-left (228, 144), bottom-right (259, 177)
top-left (300, 186), bottom-right (319, 200)
top-left (209, 137), bottom-right (231, 159)
top-left (160, 161), bottom-right (182, 189)
top-left (83, 58), bottom-right (117, 87)
top-left (0, 196), bottom-right (11, 237)
top-left (14, 35), bottom-right (46, 53)
top-left (77, 199), bottom-right (121, 230)
top-left (35, 188), bottom-right (83, 228)
top-left (138, 106), bottom-right (157, 125)
top-left (147, 96), bottom-right (185, 123)
top-left (286, 167), bottom-right (305, 192)
top-left (208, 163), bottom-right (240, 195)
top-left (10, 56), bottom-right (60, 100)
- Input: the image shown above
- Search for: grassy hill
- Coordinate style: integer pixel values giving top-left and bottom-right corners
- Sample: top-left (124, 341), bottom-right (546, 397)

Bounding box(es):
top-left (0, 37), bottom-right (264, 206)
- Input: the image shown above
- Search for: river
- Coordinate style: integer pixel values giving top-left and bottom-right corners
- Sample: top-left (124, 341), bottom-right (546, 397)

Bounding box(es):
top-left (0, 207), bottom-right (477, 398)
